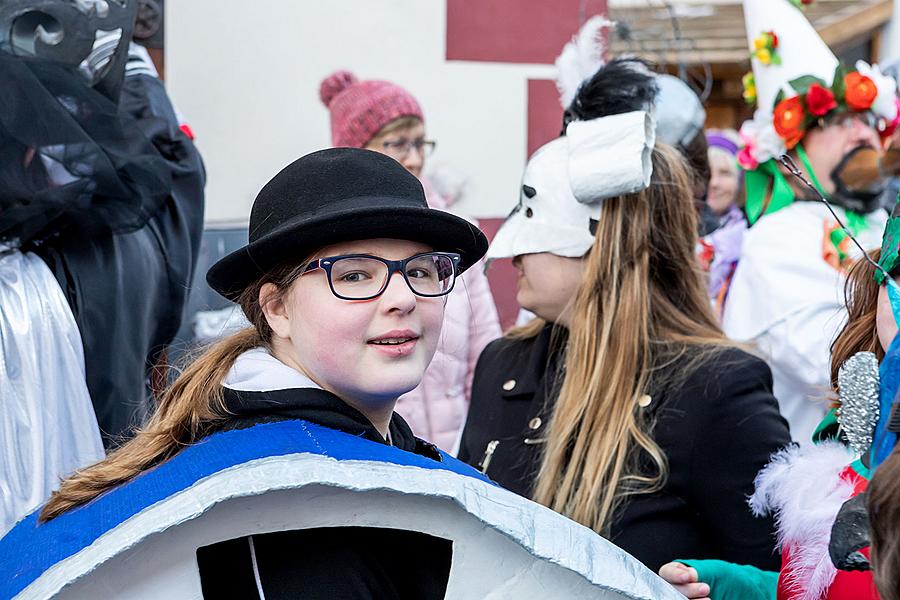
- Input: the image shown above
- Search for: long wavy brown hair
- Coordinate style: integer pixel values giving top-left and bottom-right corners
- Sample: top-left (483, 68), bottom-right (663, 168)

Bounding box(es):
top-left (39, 261), bottom-right (309, 522)
top-left (530, 144), bottom-right (732, 534)
top-left (829, 249), bottom-right (884, 397)
top-left (855, 255), bottom-right (900, 600)
top-left (833, 252), bottom-right (900, 599)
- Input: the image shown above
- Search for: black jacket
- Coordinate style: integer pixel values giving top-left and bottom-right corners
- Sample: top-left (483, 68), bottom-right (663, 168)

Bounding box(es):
top-left (197, 386), bottom-right (450, 599)
top-left (33, 74), bottom-right (205, 444)
top-left (459, 325), bottom-right (792, 572)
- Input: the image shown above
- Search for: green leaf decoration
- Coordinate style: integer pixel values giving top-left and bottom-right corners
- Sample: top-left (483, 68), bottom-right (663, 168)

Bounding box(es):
top-left (832, 63), bottom-right (848, 101)
top-left (788, 75), bottom-right (826, 95)
top-left (877, 196), bottom-right (900, 284)
top-left (802, 110), bottom-right (818, 130)
top-left (774, 88), bottom-right (786, 106)
top-left (877, 217), bottom-right (900, 284)
top-left (829, 227), bottom-right (851, 266)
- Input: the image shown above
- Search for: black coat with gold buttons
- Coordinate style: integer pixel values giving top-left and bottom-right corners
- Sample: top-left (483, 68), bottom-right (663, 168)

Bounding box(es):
top-left (459, 323), bottom-right (792, 573)
top-left (458, 324), bottom-right (565, 497)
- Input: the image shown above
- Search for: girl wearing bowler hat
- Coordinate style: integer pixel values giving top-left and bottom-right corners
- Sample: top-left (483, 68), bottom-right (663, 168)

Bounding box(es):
top-left (320, 70), bottom-right (501, 452)
top-left (36, 147), bottom-right (488, 598)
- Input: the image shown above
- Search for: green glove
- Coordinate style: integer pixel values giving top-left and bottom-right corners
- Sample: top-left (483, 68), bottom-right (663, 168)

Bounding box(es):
top-left (675, 559), bottom-right (777, 600)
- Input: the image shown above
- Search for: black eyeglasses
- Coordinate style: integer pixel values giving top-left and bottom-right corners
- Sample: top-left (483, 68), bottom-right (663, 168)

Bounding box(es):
top-left (381, 138), bottom-right (437, 160)
top-left (300, 252), bottom-right (460, 300)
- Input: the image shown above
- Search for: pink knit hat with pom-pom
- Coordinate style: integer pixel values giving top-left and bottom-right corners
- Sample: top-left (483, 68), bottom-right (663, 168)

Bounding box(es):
top-left (319, 70), bottom-right (424, 148)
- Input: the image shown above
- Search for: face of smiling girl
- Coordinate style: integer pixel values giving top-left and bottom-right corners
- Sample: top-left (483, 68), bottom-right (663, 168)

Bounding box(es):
top-left (261, 238), bottom-right (446, 431)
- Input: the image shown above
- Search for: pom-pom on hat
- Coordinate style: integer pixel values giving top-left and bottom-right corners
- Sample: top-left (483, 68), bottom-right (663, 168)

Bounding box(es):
top-left (319, 70), bottom-right (425, 149)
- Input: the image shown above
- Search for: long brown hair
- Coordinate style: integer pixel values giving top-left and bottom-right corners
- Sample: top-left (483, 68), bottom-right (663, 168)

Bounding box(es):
top-left (834, 254), bottom-right (898, 599)
top-left (39, 261), bottom-right (307, 522)
top-left (531, 144), bottom-right (731, 534)
top-left (841, 256), bottom-right (900, 599)
top-left (829, 249), bottom-right (884, 396)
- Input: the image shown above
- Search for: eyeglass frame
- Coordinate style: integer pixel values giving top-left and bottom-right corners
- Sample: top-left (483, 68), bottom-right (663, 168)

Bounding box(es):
top-left (821, 110), bottom-right (879, 130)
top-left (380, 138), bottom-right (437, 160)
top-left (299, 251), bottom-right (461, 301)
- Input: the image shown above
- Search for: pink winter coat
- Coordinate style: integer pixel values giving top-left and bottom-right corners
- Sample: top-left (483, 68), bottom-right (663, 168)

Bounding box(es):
top-left (394, 179), bottom-right (501, 452)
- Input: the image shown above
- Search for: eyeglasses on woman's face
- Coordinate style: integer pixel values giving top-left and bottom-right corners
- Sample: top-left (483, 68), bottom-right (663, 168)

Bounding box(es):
top-left (380, 138), bottom-right (437, 161)
top-left (300, 251), bottom-right (460, 300)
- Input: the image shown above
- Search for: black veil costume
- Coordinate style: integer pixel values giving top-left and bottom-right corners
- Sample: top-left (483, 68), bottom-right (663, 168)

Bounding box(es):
top-left (0, 2), bottom-right (205, 445)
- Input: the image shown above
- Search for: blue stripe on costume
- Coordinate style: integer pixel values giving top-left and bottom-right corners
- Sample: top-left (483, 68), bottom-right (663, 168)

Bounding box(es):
top-left (0, 420), bottom-right (493, 598)
top-left (871, 333), bottom-right (900, 470)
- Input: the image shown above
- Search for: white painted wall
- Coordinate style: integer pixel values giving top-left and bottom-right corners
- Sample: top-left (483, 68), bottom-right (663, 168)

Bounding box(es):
top-left (166, 0), bottom-right (556, 225)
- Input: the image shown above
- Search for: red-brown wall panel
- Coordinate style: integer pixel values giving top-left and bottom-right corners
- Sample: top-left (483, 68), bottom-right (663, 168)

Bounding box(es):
top-left (480, 217), bottom-right (520, 331)
top-left (446, 0), bottom-right (607, 64)
top-left (527, 78), bottom-right (563, 159)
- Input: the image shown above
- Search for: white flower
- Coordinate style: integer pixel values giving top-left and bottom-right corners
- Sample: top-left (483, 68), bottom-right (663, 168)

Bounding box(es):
top-left (855, 61), bottom-right (899, 121)
top-left (738, 110), bottom-right (786, 169)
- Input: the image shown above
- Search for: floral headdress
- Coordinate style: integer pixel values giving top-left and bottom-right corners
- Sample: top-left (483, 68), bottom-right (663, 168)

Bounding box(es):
top-left (736, 0), bottom-right (899, 223)
top-left (746, 63), bottom-right (900, 154)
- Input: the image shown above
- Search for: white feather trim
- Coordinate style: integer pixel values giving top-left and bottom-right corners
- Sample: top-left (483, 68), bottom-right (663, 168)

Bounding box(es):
top-left (554, 16), bottom-right (612, 109)
top-left (749, 442), bottom-right (856, 600)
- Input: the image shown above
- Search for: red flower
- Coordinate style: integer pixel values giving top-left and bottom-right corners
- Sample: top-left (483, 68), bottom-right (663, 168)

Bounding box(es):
top-left (844, 72), bottom-right (878, 111)
top-left (697, 239), bottom-right (715, 271)
top-left (805, 83), bottom-right (837, 117)
top-left (768, 31), bottom-right (779, 48)
top-left (773, 96), bottom-right (806, 149)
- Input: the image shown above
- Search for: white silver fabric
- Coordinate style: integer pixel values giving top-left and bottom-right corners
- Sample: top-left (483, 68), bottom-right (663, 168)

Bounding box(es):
top-left (487, 111), bottom-right (655, 260)
top-left (26, 451), bottom-right (684, 600)
top-left (487, 136), bottom-right (596, 260)
top-left (0, 249), bottom-right (104, 536)
top-left (567, 111), bottom-right (655, 204)
top-left (836, 351), bottom-right (880, 456)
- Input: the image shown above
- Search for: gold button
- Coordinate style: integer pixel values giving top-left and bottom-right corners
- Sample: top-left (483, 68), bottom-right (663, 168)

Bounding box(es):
top-left (638, 394), bottom-right (652, 408)
top-left (502, 379), bottom-right (516, 391)
top-left (528, 417), bottom-right (542, 430)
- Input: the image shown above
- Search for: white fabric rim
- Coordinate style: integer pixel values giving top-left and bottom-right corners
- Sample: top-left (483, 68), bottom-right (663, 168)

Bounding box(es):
top-left (18, 453), bottom-right (682, 600)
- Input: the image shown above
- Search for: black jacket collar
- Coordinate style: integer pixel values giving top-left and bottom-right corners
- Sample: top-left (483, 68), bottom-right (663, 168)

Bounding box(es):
top-left (214, 386), bottom-right (442, 462)
top-left (501, 323), bottom-right (567, 400)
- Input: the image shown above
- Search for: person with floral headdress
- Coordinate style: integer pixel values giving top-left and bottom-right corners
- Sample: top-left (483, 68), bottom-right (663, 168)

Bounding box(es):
top-left (722, 0), bottom-right (900, 445)
top-left (318, 70), bottom-right (501, 452)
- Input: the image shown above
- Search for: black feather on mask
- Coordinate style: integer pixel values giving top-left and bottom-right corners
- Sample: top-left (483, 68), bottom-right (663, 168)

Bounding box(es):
top-left (562, 57), bottom-right (659, 133)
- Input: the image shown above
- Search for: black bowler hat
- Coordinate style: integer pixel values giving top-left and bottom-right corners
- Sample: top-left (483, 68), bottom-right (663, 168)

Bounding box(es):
top-left (207, 148), bottom-right (488, 301)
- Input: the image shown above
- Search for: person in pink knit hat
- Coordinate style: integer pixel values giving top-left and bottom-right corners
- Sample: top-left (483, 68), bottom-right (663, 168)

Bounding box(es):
top-left (320, 70), bottom-right (501, 453)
